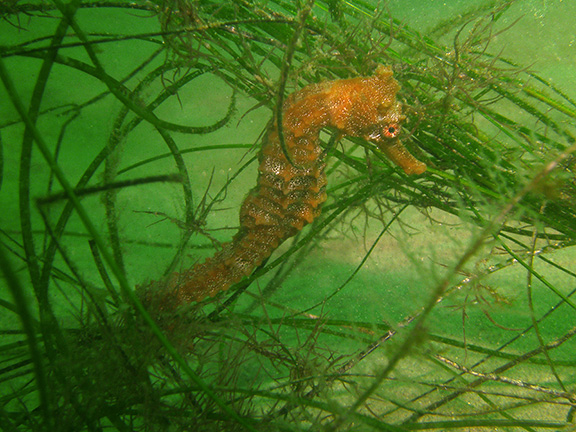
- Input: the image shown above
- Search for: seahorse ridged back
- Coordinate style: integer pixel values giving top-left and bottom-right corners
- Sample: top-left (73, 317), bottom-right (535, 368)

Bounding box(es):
top-left (142, 66), bottom-right (426, 311)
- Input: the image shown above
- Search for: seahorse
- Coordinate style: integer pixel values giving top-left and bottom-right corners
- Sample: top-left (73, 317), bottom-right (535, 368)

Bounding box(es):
top-left (142, 65), bottom-right (426, 311)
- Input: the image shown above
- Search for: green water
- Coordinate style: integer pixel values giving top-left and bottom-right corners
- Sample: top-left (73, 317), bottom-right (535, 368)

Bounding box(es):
top-left (1, 0), bottom-right (576, 430)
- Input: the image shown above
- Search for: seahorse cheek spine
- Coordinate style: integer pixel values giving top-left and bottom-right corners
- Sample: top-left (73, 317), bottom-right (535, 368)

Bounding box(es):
top-left (141, 66), bottom-right (426, 311)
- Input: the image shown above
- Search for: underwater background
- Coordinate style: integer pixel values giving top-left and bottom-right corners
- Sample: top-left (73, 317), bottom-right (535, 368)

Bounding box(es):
top-left (1, 0), bottom-right (576, 430)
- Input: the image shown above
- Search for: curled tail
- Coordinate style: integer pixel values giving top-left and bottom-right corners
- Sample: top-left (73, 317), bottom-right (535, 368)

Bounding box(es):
top-left (142, 66), bottom-right (426, 311)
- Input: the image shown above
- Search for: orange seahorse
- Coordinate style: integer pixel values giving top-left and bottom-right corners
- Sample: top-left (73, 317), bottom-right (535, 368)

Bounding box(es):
top-left (142, 65), bottom-right (426, 311)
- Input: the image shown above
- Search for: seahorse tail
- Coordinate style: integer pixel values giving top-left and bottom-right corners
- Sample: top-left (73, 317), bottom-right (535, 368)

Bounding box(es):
top-left (168, 228), bottom-right (277, 303)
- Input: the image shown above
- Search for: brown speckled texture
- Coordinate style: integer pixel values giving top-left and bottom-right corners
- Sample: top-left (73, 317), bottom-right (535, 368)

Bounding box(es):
top-left (142, 66), bottom-right (426, 310)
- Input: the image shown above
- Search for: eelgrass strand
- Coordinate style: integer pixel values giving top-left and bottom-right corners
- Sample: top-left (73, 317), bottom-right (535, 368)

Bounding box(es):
top-left (0, 53), bottom-right (258, 432)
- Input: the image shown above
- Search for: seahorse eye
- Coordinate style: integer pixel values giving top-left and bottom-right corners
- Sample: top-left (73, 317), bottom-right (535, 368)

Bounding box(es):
top-left (383, 123), bottom-right (400, 138)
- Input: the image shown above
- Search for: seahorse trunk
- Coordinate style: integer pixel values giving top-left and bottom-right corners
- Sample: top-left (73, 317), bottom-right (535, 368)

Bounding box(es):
top-left (142, 66), bottom-right (426, 311)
